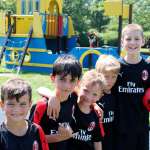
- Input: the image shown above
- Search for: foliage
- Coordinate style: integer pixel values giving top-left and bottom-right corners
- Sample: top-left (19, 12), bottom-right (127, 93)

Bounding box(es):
top-left (133, 0), bottom-right (150, 31)
top-left (0, 0), bottom-right (150, 46)
top-left (63, 0), bottom-right (110, 34)
top-left (0, 0), bottom-right (16, 13)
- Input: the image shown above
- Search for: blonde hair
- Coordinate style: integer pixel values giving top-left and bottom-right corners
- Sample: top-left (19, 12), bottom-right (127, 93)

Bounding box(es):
top-left (122, 23), bottom-right (144, 39)
top-left (81, 69), bottom-right (104, 91)
top-left (95, 55), bottom-right (120, 74)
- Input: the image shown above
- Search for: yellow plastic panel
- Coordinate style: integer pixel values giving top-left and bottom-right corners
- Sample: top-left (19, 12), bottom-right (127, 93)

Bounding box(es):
top-left (104, 0), bottom-right (122, 16)
top-left (14, 15), bottom-right (33, 34)
top-left (16, 0), bottom-right (21, 15)
top-left (68, 16), bottom-right (75, 38)
top-left (0, 13), bottom-right (6, 34)
top-left (123, 5), bottom-right (129, 19)
top-left (33, 12), bottom-right (43, 37)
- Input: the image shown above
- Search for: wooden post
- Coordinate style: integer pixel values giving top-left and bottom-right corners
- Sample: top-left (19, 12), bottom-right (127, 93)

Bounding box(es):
top-left (118, 15), bottom-right (122, 56)
top-left (129, 4), bottom-right (132, 24)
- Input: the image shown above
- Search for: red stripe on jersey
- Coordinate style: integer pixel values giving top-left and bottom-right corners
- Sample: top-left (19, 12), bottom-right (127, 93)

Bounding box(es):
top-left (33, 98), bottom-right (47, 124)
top-left (99, 121), bottom-right (105, 137)
top-left (34, 123), bottom-right (49, 150)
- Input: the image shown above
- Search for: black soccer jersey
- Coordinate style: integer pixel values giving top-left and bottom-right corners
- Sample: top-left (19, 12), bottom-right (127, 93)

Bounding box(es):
top-left (30, 92), bottom-right (77, 150)
top-left (0, 121), bottom-right (49, 150)
top-left (112, 58), bottom-right (150, 133)
top-left (69, 104), bottom-right (102, 150)
top-left (97, 93), bottom-right (116, 150)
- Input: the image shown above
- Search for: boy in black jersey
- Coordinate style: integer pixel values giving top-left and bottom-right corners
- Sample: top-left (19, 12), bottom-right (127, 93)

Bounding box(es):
top-left (30, 54), bottom-right (82, 150)
top-left (0, 78), bottom-right (49, 150)
top-left (69, 70), bottom-right (104, 150)
top-left (112, 24), bottom-right (150, 150)
top-left (95, 54), bottom-right (120, 150)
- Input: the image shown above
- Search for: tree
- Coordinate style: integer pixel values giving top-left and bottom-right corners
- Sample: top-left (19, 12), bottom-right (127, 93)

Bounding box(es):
top-left (0, 0), bottom-right (16, 13)
top-left (63, 0), bottom-right (109, 33)
top-left (133, 0), bottom-right (150, 31)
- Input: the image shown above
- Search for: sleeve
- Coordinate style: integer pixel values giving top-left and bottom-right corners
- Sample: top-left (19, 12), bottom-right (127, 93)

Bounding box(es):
top-left (143, 61), bottom-right (150, 88)
top-left (29, 98), bottom-right (47, 124)
top-left (29, 103), bottom-right (37, 121)
top-left (33, 100), bottom-right (47, 124)
top-left (33, 123), bottom-right (49, 150)
top-left (70, 105), bottom-right (78, 133)
top-left (92, 115), bottom-right (103, 142)
top-left (37, 125), bottom-right (49, 150)
top-left (0, 126), bottom-right (6, 149)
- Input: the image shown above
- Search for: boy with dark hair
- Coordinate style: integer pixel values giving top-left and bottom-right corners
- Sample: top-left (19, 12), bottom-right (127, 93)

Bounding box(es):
top-left (112, 24), bottom-right (150, 150)
top-left (30, 54), bottom-right (82, 150)
top-left (0, 78), bottom-right (49, 150)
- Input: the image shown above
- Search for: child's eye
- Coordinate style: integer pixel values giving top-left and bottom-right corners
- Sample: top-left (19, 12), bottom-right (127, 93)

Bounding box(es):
top-left (126, 38), bottom-right (131, 41)
top-left (93, 93), bottom-right (98, 96)
top-left (7, 103), bottom-right (14, 106)
top-left (20, 103), bottom-right (27, 106)
top-left (6, 103), bottom-right (15, 107)
top-left (59, 78), bottom-right (65, 81)
top-left (71, 79), bottom-right (76, 83)
top-left (83, 89), bottom-right (88, 93)
top-left (135, 38), bottom-right (140, 41)
top-left (20, 103), bottom-right (27, 107)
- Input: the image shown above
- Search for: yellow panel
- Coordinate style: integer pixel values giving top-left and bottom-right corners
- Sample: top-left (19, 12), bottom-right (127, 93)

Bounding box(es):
top-left (0, 13), bottom-right (6, 34)
top-left (49, 0), bottom-right (59, 14)
top-left (33, 12), bottom-right (43, 37)
top-left (104, 0), bottom-right (122, 16)
top-left (57, 0), bottom-right (63, 14)
top-left (123, 5), bottom-right (129, 19)
top-left (16, 0), bottom-right (21, 15)
top-left (40, 0), bottom-right (46, 13)
top-left (14, 15), bottom-right (33, 34)
top-left (68, 16), bottom-right (75, 38)
top-left (44, 0), bottom-right (50, 13)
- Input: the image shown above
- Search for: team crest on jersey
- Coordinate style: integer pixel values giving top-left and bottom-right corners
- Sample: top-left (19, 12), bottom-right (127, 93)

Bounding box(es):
top-left (32, 140), bottom-right (39, 150)
top-left (141, 70), bottom-right (149, 81)
top-left (87, 121), bottom-right (95, 131)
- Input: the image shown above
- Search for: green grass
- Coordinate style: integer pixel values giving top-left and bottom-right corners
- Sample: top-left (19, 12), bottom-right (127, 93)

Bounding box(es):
top-left (0, 67), bottom-right (54, 103)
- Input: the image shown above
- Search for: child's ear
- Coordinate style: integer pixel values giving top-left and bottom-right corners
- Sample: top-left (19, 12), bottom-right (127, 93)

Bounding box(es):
top-left (51, 75), bottom-right (55, 82)
top-left (0, 100), bottom-right (4, 110)
top-left (29, 101), bottom-right (32, 107)
top-left (121, 38), bottom-right (124, 47)
top-left (77, 80), bottom-right (80, 86)
top-left (142, 38), bottom-right (145, 47)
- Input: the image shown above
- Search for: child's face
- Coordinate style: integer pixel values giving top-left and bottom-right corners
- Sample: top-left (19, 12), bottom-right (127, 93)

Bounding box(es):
top-left (2, 94), bottom-right (31, 123)
top-left (102, 71), bottom-right (118, 91)
top-left (121, 30), bottom-right (144, 55)
top-left (78, 82), bottom-right (103, 106)
top-left (51, 74), bottom-right (79, 99)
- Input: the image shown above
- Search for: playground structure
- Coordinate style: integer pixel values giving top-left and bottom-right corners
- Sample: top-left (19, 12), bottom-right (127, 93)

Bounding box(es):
top-left (0, 0), bottom-right (149, 73)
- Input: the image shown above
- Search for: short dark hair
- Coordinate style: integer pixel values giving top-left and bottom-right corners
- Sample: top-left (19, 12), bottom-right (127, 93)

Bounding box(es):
top-left (1, 78), bottom-right (32, 102)
top-left (52, 54), bottom-right (82, 80)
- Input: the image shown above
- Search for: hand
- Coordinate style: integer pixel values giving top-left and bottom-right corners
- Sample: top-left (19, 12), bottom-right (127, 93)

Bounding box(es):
top-left (47, 96), bottom-right (60, 120)
top-left (92, 103), bottom-right (104, 121)
top-left (146, 57), bottom-right (150, 63)
top-left (58, 123), bottom-right (73, 140)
